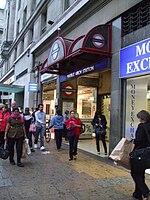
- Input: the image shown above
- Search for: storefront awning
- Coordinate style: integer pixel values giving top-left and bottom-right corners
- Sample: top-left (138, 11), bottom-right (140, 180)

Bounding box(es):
top-left (40, 24), bottom-right (112, 75)
top-left (0, 84), bottom-right (24, 93)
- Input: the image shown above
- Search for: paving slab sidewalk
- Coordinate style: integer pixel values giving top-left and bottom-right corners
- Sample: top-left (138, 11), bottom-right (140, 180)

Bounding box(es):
top-left (0, 140), bottom-right (149, 200)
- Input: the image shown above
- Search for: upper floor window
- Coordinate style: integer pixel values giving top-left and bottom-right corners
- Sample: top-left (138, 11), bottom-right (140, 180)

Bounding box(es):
top-left (64, 0), bottom-right (70, 11)
top-left (17, 19), bottom-right (20, 36)
top-left (18, 0), bottom-right (21, 10)
top-left (31, 0), bottom-right (36, 12)
top-left (41, 9), bottom-right (47, 35)
top-left (23, 6), bottom-right (27, 26)
top-left (122, 0), bottom-right (150, 36)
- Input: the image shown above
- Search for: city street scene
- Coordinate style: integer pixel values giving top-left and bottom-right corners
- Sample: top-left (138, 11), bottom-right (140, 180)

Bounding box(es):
top-left (0, 0), bottom-right (150, 199)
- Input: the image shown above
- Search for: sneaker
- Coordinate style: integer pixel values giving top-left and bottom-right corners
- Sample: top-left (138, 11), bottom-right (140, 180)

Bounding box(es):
top-left (34, 144), bottom-right (37, 149)
top-left (97, 152), bottom-right (100, 156)
top-left (69, 158), bottom-right (73, 161)
top-left (40, 146), bottom-right (45, 151)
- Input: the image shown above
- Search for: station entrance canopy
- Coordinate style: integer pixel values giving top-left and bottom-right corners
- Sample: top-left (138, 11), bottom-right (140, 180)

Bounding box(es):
top-left (0, 84), bottom-right (24, 93)
top-left (40, 24), bottom-right (112, 75)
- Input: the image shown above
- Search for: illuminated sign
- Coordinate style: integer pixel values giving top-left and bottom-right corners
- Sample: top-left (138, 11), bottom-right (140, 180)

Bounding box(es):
top-left (29, 82), bottom-right (38, 92)
top-left (120, 38), bottom-right (150, 78)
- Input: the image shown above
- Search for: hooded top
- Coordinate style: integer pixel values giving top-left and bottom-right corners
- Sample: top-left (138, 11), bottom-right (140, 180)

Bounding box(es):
top-left (49, 115), bottom-right (63, 130)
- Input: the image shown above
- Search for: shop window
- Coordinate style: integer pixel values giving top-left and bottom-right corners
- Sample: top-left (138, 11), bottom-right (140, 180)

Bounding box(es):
top-left (77, 86), bottom-right (97, 119)
top-left (46, 104), bottom-right (50, 115)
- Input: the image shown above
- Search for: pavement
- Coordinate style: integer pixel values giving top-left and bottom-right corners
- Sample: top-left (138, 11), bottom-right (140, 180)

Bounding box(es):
top-left (0, 139), bottom-right (150, 200)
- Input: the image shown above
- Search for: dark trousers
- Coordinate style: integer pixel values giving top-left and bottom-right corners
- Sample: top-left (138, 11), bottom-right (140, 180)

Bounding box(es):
top-left (55, 129), bottom-right (63, 150)
top-left (96, 135), bottom-right (107, 153)
top-left (68, 135), bottom-right (78, 159)
top-left (0, 131), bottom-right (5, 148)
top-left (8, 136), bottom-right (24, 163)
top-left (131, 160), bottom-right (149, 198)
top-left (26, 130), bottom-right (33, 148)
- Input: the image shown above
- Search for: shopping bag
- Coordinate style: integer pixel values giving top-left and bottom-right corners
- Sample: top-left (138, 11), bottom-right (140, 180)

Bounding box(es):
top-left (22, 139), bottom-right (31, 158)
top-left (109, 138), bottom-right (134, 170)
top-left (29, 123), bottom-right (36, 132)
top-left (0, 147), bottom-right (9, 160)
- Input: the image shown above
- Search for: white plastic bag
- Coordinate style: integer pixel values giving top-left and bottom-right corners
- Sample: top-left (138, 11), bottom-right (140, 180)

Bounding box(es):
top-left (22, 139), bottom-right (31, 158)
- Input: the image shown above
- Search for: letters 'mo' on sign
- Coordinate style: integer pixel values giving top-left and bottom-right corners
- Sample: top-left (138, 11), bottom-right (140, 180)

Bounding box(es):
top-left (120, 38), bottom-right (150, 78)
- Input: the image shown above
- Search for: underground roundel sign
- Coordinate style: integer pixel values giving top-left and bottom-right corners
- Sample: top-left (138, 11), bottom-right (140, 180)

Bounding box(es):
top-left (63, 84), bottom-right (75, 96)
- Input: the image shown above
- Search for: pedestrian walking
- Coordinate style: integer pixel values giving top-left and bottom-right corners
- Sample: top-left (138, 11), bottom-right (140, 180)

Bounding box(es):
top-left (5, 107), bottom-right (26, 167)
top-left (66, 110), bottom-right (83, 161)
top-left (91, 110), bottom-right (107, 156)
top-left (130, 110), bottom-right (150, 200)
top-left (49, 109), bottom-right (64, 151)
top-left (0, 105), bottom-right (10, 148)
top-left (23, 107), bottom-right (35, 152)
top-left (34, 104), bottom-right (46, 151)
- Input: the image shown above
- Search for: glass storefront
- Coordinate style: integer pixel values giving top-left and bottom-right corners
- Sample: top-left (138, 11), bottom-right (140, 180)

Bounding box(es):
top-left (125, 75), bottom-right (150, 140)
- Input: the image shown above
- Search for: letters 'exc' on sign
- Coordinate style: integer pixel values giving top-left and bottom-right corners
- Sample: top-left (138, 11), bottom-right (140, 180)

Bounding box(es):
top-left (120, 38), bottom-right (150, 78)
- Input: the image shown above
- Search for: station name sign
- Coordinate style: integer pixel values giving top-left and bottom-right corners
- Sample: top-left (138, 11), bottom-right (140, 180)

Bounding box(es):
top-left (120, 38), bottom-right (150, 78)
top-left (67, 66), bottom-right (94, 79)
top-left (60, 59), bottom-right (108, 82)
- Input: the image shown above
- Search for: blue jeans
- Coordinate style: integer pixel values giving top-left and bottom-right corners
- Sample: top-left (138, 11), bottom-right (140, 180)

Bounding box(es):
top-left (34, 126), bottom-right (46, 147)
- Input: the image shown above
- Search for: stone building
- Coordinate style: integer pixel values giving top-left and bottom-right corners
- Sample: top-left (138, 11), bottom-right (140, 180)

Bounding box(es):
top-left (0, 0), bottom-right (149, 153)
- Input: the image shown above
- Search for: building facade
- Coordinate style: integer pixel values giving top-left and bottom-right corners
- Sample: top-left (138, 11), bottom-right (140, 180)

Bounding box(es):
top-left (0, 0), bottom-right (148, 153)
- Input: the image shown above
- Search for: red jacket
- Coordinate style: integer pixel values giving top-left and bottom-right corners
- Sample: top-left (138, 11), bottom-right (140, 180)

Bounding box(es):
top-left (0, 111), bottom-right (11, 132)
top-left (66, 117), bottom-right (83, 137)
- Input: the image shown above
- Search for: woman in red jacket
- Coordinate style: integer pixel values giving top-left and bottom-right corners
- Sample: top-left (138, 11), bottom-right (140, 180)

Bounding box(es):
top-left (66, 110), bottom-right (82, 161)
top-left (0, 105), bottom-right (10, 148)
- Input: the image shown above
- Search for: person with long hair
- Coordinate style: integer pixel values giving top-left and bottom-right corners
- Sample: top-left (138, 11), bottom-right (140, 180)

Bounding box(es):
top-left (91, 109), bottom-right (107, 156)
top-left (23, 107), bottom-right (35, 152)
top-left (66, 110), bottom-right (82, 161)
top-left (49, 109), bottom-right (64, 151)
top-left (5, 107), bottom-right (26, 167)
top-left (130, 110), bottom-right (150, 200)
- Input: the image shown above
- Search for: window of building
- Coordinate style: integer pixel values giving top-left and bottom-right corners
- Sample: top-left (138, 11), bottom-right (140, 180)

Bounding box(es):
top-left (31, 0), bottom-right (36, 12)
top-left (20, 38), bottom-right (24, 54)
top-left (41, 9), bottom-right (47, 35)
top-left (17, 19), bottom-right (20, 36)
top-left (29, 26), bottom-right (34, 43)
top-left (64, 0), bottom-right (70, 11)
top-left (122, 0), bottom-right (150, 36)
top-left (23, 6), bottom-right (27, 26)
top-left (18, 0), bottom-right (21, 10)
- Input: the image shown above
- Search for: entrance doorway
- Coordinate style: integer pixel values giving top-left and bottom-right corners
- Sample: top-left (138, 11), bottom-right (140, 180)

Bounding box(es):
top-left (76, 71), bottom-right (111, 156)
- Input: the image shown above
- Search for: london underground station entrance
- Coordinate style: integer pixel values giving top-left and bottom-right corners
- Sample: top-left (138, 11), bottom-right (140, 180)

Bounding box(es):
top-left (40, 24), bottom-right (112, 156)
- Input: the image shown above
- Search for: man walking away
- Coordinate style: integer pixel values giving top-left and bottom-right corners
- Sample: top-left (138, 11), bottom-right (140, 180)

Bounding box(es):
top-left (34, 104), bottom-right (46, 151)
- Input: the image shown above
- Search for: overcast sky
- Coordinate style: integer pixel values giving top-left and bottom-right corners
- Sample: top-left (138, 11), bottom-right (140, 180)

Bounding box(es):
top-left (0, 0), bottom-right (6, 9)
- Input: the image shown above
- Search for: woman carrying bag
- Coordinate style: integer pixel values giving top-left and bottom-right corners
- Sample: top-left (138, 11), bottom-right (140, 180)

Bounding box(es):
top-left (5, 107), bottom-right (26, 167)
top-left (130, 110), bottom-right (150, 200)
top-left (91, 110), bottom-right (107, 156)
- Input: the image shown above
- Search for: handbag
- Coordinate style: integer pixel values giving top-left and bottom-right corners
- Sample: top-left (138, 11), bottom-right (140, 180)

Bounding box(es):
top-left (130, 125), bottom-right (150, 169)
top-left (109, 138), bottom-right (134, 170)
top-left (95, 126), bottom-right (106, 137)
top-left (0, 147), bottom-right (9, 160)
top-left (80, 124), bottom-right (85, 134)
top-left (29, 123), bottom-right (36, 132)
